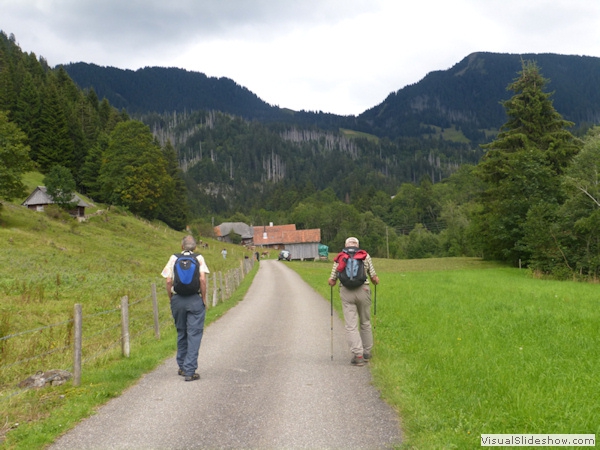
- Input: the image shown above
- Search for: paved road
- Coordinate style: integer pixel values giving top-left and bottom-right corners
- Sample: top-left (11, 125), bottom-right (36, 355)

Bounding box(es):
top-left (50, 260), bottom-right (401, 449)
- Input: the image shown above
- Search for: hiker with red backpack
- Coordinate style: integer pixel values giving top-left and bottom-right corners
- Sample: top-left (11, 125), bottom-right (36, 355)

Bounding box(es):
top-left (161, 235), bottom-right (210, 381)
top-left (328, 237), bottom-right (379, 367)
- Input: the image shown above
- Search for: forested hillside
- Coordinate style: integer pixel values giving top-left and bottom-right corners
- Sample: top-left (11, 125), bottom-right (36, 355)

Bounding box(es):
top-left (62, 63), bottom-right (282, 120)
top-left (0, 31), bottom-right (188, 230)
top-left (64, 52), bottom-right (600, 145)
top-left (141, 109), bottom-right (476, 218)
top-left (360, 52), bottom-right (600, 142)
top-left (3, 29), bottom-right (600, 279)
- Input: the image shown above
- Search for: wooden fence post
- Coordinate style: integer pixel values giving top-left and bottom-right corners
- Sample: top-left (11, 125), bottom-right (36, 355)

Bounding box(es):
top-left (205, 276), bottom-right (210, 310)
top-left (212, 272), bottom-right (218, 307)
top-left (121, 296), bottom-right (130, 357)
top-left (151, 283), bottom-right (160, 340)
top-left (219, 272), bottom-right (224, 303)
top-left (225, 272), bottom-right (230, 300)
top-left (73, 303), bottom-right (82, 387)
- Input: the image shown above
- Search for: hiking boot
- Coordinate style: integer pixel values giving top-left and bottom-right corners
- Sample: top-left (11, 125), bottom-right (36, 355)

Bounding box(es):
top-left (363, 352), bottom-right (371, 362)
top-left (185, 373), bottom-right (200, 382)
top-left (178, 369), bottom-right (185, 376)
top-left (351, 355), bottom-right (365, 366)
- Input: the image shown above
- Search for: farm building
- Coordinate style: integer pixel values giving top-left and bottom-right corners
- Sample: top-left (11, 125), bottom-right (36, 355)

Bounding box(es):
top-left (21, 186), bottom-right (89, 219)
top-left (213, 222), bottom-right (254, 245)
top-left (253, 223), bottom-right (321, 260)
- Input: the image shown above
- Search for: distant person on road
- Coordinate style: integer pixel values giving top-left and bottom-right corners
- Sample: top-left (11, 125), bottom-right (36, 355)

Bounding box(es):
top-left (221, 248), bottom-right (227, 259)
top-left (161, 235), bottom-right (210, 381)
top-left (328, 236), bottom-right (379, 367)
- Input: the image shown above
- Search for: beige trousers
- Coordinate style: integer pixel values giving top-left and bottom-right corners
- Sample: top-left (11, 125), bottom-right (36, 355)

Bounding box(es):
top-left (340, 284), bottom-right (373, 356)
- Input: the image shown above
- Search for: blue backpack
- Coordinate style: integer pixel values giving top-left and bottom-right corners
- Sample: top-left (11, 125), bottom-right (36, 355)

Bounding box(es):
top-left (173, 253), bottom-right (201, 296)
top-left (338, 248), bottom-right (367, 289)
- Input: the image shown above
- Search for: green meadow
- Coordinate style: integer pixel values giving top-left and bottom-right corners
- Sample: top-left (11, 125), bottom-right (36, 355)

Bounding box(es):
top-left (0, 182), bottom-right (256, 449)
top-left (2, 179), bottom-right (599, 450)
top-left (289, 259), bottom-right (600, 449)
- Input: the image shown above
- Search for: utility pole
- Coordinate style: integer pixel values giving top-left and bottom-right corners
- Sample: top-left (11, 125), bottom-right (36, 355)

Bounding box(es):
top-left (386, 226), bottom-right (389, 259)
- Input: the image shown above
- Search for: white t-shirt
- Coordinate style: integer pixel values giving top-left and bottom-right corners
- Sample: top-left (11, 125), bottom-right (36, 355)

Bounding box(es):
top-left (161, 252), bottom-right (210, 281)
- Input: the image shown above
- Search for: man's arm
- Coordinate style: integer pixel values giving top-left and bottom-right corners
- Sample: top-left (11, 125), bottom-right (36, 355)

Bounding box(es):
top-left (166, 278), bottom-right (173, 300)
top-left (200, 272), bottom-right (207, 306)
top-left (366, 254), bottom-right (379, 285)
top-left (328, 262), bottom-right (338, 286)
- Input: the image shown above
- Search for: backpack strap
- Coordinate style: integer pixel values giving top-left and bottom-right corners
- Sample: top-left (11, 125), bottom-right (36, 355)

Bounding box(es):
top-left (175, 252), bottom-right (196, 258)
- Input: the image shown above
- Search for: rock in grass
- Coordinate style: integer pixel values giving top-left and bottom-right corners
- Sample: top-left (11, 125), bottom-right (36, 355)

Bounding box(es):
top-left (18, 370), bottom-right (72, 388)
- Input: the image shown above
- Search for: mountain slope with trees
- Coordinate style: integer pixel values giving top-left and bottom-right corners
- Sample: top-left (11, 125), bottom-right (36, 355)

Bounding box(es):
top-left (0, 31), bottom-right (189, 229)
top-left (359, 52), bottom-right (600, 142)
top-left (62, 63), bottom-right (285, 120)
top-left (63, 52), bottom-right (600, 144)
top-left (4, 29), bottom-right (600, 278)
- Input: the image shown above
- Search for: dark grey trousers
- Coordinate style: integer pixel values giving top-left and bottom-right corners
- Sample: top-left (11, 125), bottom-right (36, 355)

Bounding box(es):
top-left (170, 294), bottom-right (205, 376)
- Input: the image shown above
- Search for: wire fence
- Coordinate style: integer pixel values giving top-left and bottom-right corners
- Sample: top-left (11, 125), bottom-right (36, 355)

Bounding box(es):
top-left (0, 257), bottom-right (255, 402)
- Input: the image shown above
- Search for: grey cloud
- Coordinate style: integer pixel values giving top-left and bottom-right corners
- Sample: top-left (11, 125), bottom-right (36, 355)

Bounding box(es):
top-left (10, 0), bottom-right (376, 54)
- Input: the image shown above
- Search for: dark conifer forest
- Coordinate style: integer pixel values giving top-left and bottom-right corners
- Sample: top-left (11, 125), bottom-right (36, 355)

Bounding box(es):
top-left (3, 29), bottom-right (600, 278)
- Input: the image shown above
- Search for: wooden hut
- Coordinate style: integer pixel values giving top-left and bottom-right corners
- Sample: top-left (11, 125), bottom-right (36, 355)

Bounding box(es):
top-left (21, 186), bottom-right (89, 218)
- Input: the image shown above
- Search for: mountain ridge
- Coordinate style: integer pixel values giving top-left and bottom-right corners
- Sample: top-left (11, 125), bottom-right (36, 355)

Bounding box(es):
top-left (358, 52), bottom-right (600, 141)
top-left (63, 52), bottom-right (600, 144)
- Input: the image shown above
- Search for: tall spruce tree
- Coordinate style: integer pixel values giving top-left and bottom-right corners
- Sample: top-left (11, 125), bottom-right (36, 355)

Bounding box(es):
top-left (37, 77), bottom-right (75, 172)
top-left (476, 61), bottom-right (582, 264)
top-left (14, 72), bottom-right (42, 160)
top-left (157, 140), bottom-right (189, 230)
top-left (0, 111), bottom-right (33, 202)
top-left (79, 134), bottom-right (107, 199)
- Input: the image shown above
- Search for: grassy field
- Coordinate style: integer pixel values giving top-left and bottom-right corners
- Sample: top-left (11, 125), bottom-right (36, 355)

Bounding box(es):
top-left (0, 183), bottom-right (257, 449)
top-left (289, 258), bottom-right (600, 449)
top-left (3, 177), bottom-right (599, 449)
top-left (339, 128), bottom-right (380, 143)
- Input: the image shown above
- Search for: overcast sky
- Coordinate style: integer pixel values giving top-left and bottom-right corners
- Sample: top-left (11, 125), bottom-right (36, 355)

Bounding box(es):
top-left (2, 0), bottom-right (600, 116)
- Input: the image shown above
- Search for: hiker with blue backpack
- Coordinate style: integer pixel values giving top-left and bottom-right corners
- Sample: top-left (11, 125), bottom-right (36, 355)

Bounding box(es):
top-left (161, 235), bottom-right (210, 381)
top-left (328, 237), bottom-right (379, 367)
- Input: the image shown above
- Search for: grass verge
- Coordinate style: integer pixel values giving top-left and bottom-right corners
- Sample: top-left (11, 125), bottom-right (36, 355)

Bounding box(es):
top-left (1, 265), bottom-right (258, 450)
top-left (289, 258), bottom-right (600, 449)
top-left (0, 199), bottom-right (258, 449)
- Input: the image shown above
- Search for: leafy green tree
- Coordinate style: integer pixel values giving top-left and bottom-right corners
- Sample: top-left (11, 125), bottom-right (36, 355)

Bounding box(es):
top-left (432, 165), bottom-right (485, 257)
top-left (476, 61), bottom-right (582, 264)
top-left (557, 127), bottom-right (600, 277)
top-left (389, 176), bottom-right (440, 234)
top-left (562, 127), bottom-right (600, 209)
top-left (156, 140), bottom-right (189, 230)
top-left (43, 165), bottom-right (77, 209)
top-left (350, 211), bottom-right (390, 257)
top-left (403, 224), bottom-right (440, 259)
top-left (226, 211), bottom-right (251, 224)
top-left (0, 111), bottom-right (33, 202)
top-left (521, 201), bottom-right (570, 276)
top-left (99, 121), bottom-right (171, 219)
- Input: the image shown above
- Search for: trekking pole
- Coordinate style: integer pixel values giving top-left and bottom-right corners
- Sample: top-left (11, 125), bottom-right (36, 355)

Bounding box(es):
top-left (374, 283), bottom-right (377, 330)
top-left (330, 285), bottom-right (334, 361)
